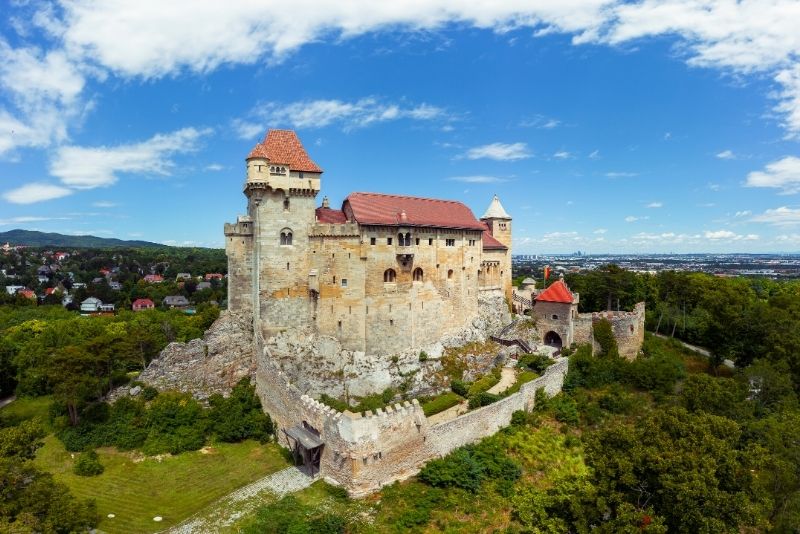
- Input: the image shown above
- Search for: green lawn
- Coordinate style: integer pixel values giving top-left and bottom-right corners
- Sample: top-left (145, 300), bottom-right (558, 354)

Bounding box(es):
top-left (34, 435), bottom-right (289, 534)
top-left (0, 395), bottom-right (53, 429)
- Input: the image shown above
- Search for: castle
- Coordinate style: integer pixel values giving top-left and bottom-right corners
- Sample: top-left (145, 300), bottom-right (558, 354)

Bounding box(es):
top-left (225, 129), bottom-right (512, 360)
top-left (221, 130), bottom-right (641, 496)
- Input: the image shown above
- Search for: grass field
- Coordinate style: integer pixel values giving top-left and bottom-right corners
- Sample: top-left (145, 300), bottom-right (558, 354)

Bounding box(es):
top-left (34, 435), bottom-right (290, 534)
top-left (0, 395), bottom-right (53, 429)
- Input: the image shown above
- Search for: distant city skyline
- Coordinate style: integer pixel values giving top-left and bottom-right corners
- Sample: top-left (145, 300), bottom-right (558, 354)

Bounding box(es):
top-left (1, 2), bottom-right (799, 253)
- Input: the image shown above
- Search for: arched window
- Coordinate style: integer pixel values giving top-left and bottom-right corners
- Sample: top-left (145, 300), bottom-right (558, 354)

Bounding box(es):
top-left (384, 269), bottom-right (396, 283)
top-left (404, 232), bottom-right (411, 246)
top-left (413, 267), bottom-right (423, 282)
top-left (280, 229), bottom-right (293, 245)
top-left (447, 269), bottom-right (454, 280)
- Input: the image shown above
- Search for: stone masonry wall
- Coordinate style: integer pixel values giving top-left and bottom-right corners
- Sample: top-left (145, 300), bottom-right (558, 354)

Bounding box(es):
top-left (255, 334), bottom-right (568, 497)
top-left (575, 302), bottom-right (645, 360)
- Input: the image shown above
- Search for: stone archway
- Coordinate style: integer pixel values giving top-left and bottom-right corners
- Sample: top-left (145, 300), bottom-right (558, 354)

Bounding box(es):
top-left (544, 331), bottom-right (563, 349)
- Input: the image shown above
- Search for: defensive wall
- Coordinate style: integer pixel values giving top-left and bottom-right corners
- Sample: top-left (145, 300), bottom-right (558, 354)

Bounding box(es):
top-left (255, 331), bottom-right (569, 496)
top-left (573, 302), bottom-right (646, 360)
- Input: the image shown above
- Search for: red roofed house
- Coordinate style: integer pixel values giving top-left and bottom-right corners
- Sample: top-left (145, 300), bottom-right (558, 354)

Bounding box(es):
top-left (224, 129), bottom-right (512, 358)
top-left (204, 273), bottom-right (224, 281)
top-left (17, 288), bottom-right (36, 300)
top-left (132, 298), bottom-right (155, 311)
top-left (143, 274), bottom-right (164, 283)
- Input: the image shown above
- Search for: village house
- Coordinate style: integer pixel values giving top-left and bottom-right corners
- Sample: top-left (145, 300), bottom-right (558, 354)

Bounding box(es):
top-left (4, 285), bottom-right (24, 295)
top-left (176, 273), bottom-right (192, 281)
top-left (143, 274), bottom-right (164, 283)
top-left (204, 273), bottom-right (224, 281)
top-left (163, 295), bottom-right (190, 309)
top-left (80, 297), bottom-right (103, 313)
top-left (132, 298), bottom-right (155, 311)
top-left (17, 289), bottom-right (36, 300)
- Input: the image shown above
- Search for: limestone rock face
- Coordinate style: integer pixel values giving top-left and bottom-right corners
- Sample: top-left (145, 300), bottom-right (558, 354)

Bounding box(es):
top-left (114, 311), bottom-right (256, 400)
top-left (264, 291), bottom-right (511, 399)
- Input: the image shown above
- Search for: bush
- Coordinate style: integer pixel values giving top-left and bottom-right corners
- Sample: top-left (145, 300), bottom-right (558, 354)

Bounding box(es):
top-left (73, 449), bottom-right (104, 476)
top-left (422, 392), bottom-right (462, 417)
top-left (518, 353), bottom-right (553, 374)
top-left (419, 351), bottom-right (428, 362)
top-left (141, 386), bottom-right (159, 401)
top-left (209, 378), bottom-right (273, 443)
top-left (593, 319), bottom-right (619, 358)
top-left (450, 379), bottom-right (469, 397)
top-left (468, 392), bottom-right (500, 409)
top-left (419, 441), bottom-right (521, 493)
top-left (598, 384), bottom-right (636, 414)
top-left (242, 495), bottom-right (346, 534)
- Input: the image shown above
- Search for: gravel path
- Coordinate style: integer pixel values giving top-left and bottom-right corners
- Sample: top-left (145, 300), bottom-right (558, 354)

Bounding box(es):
top-left (164, 466), bottom-right (314, 534)
top-left (487, 367), bottom-right (516, 395)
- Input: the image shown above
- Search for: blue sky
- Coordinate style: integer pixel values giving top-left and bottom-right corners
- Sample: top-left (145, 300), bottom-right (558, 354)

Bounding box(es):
top-left (1, 1), bottom-right (800, 253)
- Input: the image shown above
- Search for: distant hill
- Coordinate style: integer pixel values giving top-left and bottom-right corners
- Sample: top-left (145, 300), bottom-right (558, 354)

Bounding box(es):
top-left (0, 229), bottom-right (165, 248)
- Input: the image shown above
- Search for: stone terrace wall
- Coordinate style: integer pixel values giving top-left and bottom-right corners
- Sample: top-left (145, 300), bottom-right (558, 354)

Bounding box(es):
top-left (254, 335), bottom-right (569, 497)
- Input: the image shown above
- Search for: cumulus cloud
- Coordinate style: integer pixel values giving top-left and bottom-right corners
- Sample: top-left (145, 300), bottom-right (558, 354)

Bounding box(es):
top-left (746, 156), bottom-right (800, 194)
top-left (553, 150), bottom-right (572, 159)
top-left (204, 163), bottom-right (224, 171)
top-left (234, 98), bottom-right (448, 136)
top-left (751, 206), bottom-right (800, 226)
top-left (716, 149), bottom-right (736, 160)
top-left (704, 230), bottom-right (759, 241)
top-left (50, 127), bottom-right (211, 189)
top-left (734, 210), bottom-right (752, 217)
top-left (464, 142), bottom-right (531, 161)
top-left (646, 201), bottom-right (662, 208)
top-left (3, 183), bottom-right (73, 204)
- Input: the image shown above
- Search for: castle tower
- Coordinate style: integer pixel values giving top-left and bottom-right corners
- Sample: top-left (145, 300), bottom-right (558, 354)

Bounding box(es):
top-left (225, 130), bottom-right (323, 334)
top-left (481, 194), bottom-right (513, 301)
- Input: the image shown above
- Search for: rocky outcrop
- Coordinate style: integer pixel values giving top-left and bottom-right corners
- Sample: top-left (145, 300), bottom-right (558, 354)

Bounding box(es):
top-left (112, 311), bottom-right (256, 400)
top-left (264, 291), bottom-right (512, 400)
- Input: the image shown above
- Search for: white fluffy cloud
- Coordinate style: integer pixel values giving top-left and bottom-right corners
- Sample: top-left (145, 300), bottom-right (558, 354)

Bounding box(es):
top-left (465, 142), bottom-right (531, 161)
top-left (703, 230), bottom-right (759, 241)
top-left (646, 201), bottom-right (662, 208)
top-left (751, 206), bottom-right (800, 226)
top-left (716, 149), bottom-right (735, 160)
top-left (234, 98), bottom-right (447, 136)
top-left (746, 156), bottom-right (800, 194)
top-left (50, 128), bottom-right (211, 189)
top-left (2, 183), bottom-right (73, 204)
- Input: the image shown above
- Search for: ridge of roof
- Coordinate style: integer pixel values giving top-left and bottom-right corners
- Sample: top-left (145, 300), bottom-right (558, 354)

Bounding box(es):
top-left (535, 279), bottom-right (574, 304)
top-left (344, 192), bottom-right (486, 230)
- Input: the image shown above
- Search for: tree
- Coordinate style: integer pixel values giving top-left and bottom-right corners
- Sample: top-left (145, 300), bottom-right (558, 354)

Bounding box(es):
top-left (48, 346), bottom-right (106, 425)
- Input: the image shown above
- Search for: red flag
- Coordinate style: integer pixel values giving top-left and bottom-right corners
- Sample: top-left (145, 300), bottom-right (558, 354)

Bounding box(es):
top-left (544, 266), bottom-right (551, 280)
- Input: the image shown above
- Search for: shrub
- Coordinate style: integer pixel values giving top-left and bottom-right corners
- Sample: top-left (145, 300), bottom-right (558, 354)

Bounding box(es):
top-left (518, 353), bottom-right (553, 374)
top-left (209, 379), bottom-right (274, 443)
top-left (73, 449), bottom-right (104, 476)
top-left (422, 392), bottom-right (462, 417)
top-left (450, 379), bottom-right (469, 397)
top-left (598, 384), bottom-right (636, 414)
top-left (419, 441), bottom-right (521, 493)
top-left (551, 395), bottom-right (579, 425)
top-left (141, 386), bottom-right (158, 401)
top-left (468, 392), bottom-right (500, 409)
top-left (242, 495), bottom-right (346, 534)
top-left (593, 319), bottom-right (619, 358)
top-left (419, 351), bottom-right (428, 362)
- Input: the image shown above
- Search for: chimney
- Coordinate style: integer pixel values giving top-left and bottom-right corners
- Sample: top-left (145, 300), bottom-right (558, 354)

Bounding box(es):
top-left (322, 196), bottom-right (330, 208)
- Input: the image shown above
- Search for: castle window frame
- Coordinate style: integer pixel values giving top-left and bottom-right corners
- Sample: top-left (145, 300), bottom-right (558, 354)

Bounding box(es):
top-left (428, 238), bottom-right (433, 245)
top-left (413, 267), bottom-right (423, 282)
top-left (341, 278), bottom-right (348, 287)
top-left (552, 314), bottom-right (559, 320)
top-left (280, 229), bottom-right (293, 246)
top-left (445, 238), bottom-right (455, 247)
top-left (415, 238), bottom-right (420, 246)
top-left (370, 237), bottom-right (376, 245)
top-left (447, 269), bottom-right (454, 280)
top-left (387, 237), bottom-right (393, 245)
top-left (283, 198), bottom-right (290, 211)
top-left (384, 269), bottom-right (396, 283)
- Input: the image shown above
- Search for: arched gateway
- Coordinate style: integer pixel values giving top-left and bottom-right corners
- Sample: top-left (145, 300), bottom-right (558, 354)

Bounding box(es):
top-left (544, 330), bottom-right (563, 349)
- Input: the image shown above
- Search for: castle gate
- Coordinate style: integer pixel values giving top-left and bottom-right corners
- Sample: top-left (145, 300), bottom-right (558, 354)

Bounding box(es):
top-left (284, 422), bottom-right (324, 476)
top-left (544, 331), bottom-right (562, 350)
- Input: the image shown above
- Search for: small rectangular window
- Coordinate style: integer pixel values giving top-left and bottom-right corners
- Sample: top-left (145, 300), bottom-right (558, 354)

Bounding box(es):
top-left (428, 238), bottom-right (433, 245)
top-left (341, 279), bottom-right (347, 287)
top-left (415, 238), bottom-right (420, 245)
top-left (370, 237), bottom-right (376, 245)
top-left (446, 239), bottom-right (455, 247)
top-left (387, 237), bottom-right (393, 245)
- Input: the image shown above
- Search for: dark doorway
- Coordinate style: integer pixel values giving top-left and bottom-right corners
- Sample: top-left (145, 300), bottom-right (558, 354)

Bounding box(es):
top-left (544, 331), bottom-right (563, 349)
top-left (284, 422), bottom-right (324, 476)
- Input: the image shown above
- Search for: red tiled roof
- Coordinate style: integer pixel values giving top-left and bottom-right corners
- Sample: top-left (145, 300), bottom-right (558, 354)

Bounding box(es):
top-left (246, 130), bottom-right (323, 173)
top-left (535, 280), bottom-right (574, 304)
top-left (316, 207), bottom-right (348, 224)
top-left (132, 298), bottom-right (154, 308)
top-left (342, 192), bottom-right (486, 230)
top-left (482, 230), bottom-right (507, 250)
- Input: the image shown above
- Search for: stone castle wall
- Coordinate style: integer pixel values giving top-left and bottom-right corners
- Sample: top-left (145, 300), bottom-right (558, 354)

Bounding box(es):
top-left (574, 302), bottom-right (646, 359)
top-left (255, 333), bottom-right (568, 497)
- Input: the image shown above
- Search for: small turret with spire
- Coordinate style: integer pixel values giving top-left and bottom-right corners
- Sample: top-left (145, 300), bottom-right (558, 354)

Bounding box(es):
top-left (481, 194), bottom-right (512, 249)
